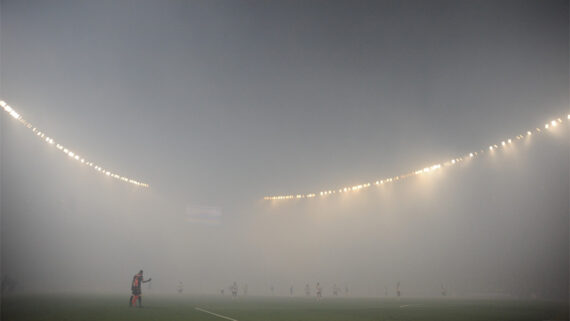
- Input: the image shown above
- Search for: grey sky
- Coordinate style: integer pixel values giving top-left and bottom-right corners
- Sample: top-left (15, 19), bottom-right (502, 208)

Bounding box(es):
top-left (1, 0), bottom-right (568, 299)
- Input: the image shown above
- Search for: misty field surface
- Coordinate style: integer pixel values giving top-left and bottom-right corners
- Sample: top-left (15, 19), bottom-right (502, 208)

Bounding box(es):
top-left (1, 294), bottom-right (568, 321)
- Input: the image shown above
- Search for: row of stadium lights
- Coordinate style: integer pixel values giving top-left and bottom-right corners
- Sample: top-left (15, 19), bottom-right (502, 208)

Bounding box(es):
top-left (264, 114), bottom-right (570, 201)
top-left (2, 98), bottom-right (567, 196)
top-left (1, 100), bottom-right (149, 188)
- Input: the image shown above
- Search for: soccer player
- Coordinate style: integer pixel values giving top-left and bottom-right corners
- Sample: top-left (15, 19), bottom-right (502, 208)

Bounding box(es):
top-left (344, 285), bottom-right (349, 296)
top-left (177, 281), bottom-right (183, 294)
top-left (231, 282), bottom-right (238, 298)
top-left (396, 281), bottom-right (401, 297)
top-left (129, 270), bottom-right (151, 307)
top-left (333, 284), bottom-right (339, 296)
top-left (290, 285), bottom-right (293, 296)
top-left (243, 283), bottom-right (248, 296)
top-left (316, 282), bottom-right (322, 299)
top-left (305, 283), bottom-right (311, 296)
top-left (441, 284), bottom-right (447, 297)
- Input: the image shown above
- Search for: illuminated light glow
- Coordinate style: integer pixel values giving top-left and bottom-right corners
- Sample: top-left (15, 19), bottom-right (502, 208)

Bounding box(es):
top-left (1, 100), bottom-right (148, 188)
top-left (264, 113), bottom-right (568, 200)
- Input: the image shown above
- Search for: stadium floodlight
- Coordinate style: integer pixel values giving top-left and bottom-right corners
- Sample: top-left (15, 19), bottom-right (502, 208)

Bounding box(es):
top-left (262, 113), bottom-right (568, 201)
top-left (1, 100), bottom-right (149, 188)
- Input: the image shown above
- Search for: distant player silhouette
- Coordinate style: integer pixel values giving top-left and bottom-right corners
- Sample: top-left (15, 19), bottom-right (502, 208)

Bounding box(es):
top-left (316, 282), bottom-right (322, 299)
top-left (129, 270), bottom-right (151, 307)
top-left (396, 281), bottom-right (401, 297)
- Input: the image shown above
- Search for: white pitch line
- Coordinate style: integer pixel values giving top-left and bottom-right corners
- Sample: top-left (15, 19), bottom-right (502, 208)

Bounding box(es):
top-left (400, 304), bottom-right (422, 308)
top-left (195, 307), bottom-right (238, 321)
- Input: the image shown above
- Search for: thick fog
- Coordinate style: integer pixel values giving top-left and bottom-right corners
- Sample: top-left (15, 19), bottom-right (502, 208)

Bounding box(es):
top-left (1, 1), bottom-right (568, 300)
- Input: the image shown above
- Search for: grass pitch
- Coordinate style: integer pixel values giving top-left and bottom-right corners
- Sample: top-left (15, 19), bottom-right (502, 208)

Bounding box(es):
top-left (1, 294), bottom-right (568, 321)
